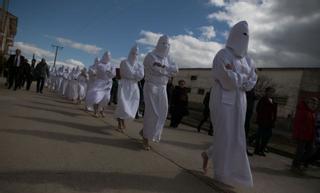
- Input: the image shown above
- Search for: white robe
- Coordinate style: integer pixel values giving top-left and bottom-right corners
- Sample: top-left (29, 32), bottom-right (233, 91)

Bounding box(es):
top-left (85, 62), bottom-right (116, 107)
top-left (142, 52), bottom-right (178, 142)
top-left (78, 73), bottom-right (88, 101)
top-left (59, 71), bottom-right (70, 96)
top-left (209, 48), bottom-right (257, 187)
top-left (56, 69), bottom-right (64, 93)
top-left (85, 64), bottom-right (98, 111)
top-left (67, 70), bottom-right (80, 100)
top-left (114, 60), bottom-right (144, 119)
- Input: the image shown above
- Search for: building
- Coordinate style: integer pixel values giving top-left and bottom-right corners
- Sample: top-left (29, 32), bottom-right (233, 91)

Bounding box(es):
top-left (0, 6), bottom-right (18, 75)
top-left (173, 68), bottom-right (320, 118)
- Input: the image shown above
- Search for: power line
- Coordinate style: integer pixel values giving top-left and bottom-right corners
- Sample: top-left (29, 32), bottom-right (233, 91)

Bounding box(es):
top-left (51, 44), bottom-right (63, 68)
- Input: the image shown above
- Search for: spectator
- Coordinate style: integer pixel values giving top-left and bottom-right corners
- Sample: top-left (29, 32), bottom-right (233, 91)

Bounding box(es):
top-left (34, 58), bottom-right (49, 93)
top-left (254, 87), bottom-right (277, 156)
top-left (197, 91), bottom-right (213, 136)
top-left (291, 97), bottom-right (319, 173)
top-left (167, 77), bottom-right (174, 116)
top-left (21, 59), bottom-right (32, 90)
top-left (170, 80), bottom-right (189, 128)
top-left (7, 49), bottom-right (25, 90)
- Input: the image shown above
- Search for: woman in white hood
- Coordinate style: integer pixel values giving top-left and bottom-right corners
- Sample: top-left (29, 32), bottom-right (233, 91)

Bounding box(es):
top-left (59, 67), bottom-right (70, 96)
top-left (202, 21), bottom-right (257, 187)
top-left (85, 51), bottom-right (116, 117)
top-left (77, 67), bottom-right (89, 104)
top-left (67, 66), bottom-right (81, 102)
top-left (85, 58), bottom-right (100, 111)
top-left (140, 35), bottom-right (178, 150)
top-left (114, 45), bottom-right (144, 132)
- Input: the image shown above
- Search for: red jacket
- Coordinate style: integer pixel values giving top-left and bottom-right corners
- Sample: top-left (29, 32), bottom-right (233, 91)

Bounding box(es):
top-left (292, 102), bottom-right (316, 141)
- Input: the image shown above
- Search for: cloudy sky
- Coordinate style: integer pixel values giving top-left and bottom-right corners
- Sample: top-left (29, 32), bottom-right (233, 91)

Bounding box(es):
top-left (8, 0), bottom-right (320, 68)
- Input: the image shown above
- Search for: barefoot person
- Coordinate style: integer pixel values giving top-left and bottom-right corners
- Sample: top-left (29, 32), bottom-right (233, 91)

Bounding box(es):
top-left (85, 51), bottom-right (116, 117)
top-left (114, 45), bottom-right (144, 132)
top-left (140, 35), bottom-right (178, 150)
top-left (203, 21), bottom-right (257, 187)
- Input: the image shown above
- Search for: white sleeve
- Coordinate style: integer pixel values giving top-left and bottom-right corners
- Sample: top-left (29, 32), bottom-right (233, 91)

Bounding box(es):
top-left (105, 64), bottom-right (116, 79)
top-left (143, 54), bottom-right (169, 76)
top-left (133, 63), bottom-right (144, 81)
top-left (241, 57), bottom-right (257, 91)
top-left (166, 57), bottom-right (179, 77)
top-left (212, 50), bottom-right (248, 90)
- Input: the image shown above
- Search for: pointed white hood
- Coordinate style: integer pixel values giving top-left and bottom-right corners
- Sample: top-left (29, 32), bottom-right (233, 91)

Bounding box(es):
top-left (153, 35), bottom-right (170, 58)
top-left (101, 51), bottom-right (111, 64)
top-left (226, 21), bottom-right (249, 58)
top-left (128, 44), bottom-right (139, 65)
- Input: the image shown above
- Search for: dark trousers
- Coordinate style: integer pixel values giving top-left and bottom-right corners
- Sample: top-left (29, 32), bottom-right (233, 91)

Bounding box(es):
top-left (8, 67), bottom-right (21, 90)
top-left (26, 75), bottom-right (33, 90)
top-left (292, 140), bottom-right (314, 168)
top-left (170, 111), bottom-right (184, 128)
top-left (197, 112), bottom-right (213, 134)
top-left (36, 77), bottom-right (45, 93)
top-left (254, 126), bottom-right (272, 153)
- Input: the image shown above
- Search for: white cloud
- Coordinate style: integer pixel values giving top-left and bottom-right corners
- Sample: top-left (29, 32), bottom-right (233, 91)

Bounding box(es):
top-left (137, 30), bottom-right (223, 68)
top-left (11, 42), bottom-right (54, 59)
top-left (199, 25), bottom-right (216, 41)
top-left (55, 37), bottom-right (102, 55)
top-left (48, 58), bottom-right (85, 69)
top-left (185, 28), bottom-right (194, 36)
top-left (208, 0), bottom-right (226, 7)
top-left (207, 0), bottom-right (320, 67)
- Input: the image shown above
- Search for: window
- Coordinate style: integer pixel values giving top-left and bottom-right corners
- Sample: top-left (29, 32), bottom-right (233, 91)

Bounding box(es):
top-left (190, 75), bottom-right (197, 81)
top-left (198, 88), bottom-right (205, 95)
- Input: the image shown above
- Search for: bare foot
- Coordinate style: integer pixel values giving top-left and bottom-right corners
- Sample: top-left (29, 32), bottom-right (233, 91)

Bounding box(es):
top-left (100, 111), bottom-right (105, 117)
top-left (201, 152), bottom-right (209, 175)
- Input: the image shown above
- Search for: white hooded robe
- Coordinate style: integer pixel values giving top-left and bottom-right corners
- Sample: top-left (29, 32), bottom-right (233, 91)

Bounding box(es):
top-left (85, 52), bottom-right (116, 108)
top-left (115, 45), bottom-right (144, 119)
top-left (142, 35), bottom-right (178, 142)
top-left (209, 21), bottom-right (257, 187)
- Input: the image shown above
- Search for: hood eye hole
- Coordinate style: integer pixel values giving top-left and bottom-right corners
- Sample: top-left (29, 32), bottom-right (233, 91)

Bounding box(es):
top-left (243, 33), bottom-right (248, 36)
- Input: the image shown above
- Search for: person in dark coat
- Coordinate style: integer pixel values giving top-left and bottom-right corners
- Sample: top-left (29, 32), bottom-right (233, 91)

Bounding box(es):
top-left (20, 59), bottom-right (31, 90)
top-left (170, 80), bottom-right (189, 128)
top-left (291, 97), bottom-right (319, 173)
top-left (26, 59), bottom-right (36, 90)
top-left (254, 87), bottom-right (277, 156)
top-left (197, 91), bottom-right (213, 136)
top-left (34, 58), bottom-right (49, 93)
top-left (7, 49), bottom-right (25, 90)
top-left (167, 77), bottom-right (174, 115)
top-left (245, 88), bottom-right (258, 155)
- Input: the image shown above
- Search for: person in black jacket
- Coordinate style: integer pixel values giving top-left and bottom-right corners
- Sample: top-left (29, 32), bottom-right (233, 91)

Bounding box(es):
top-left (7, 49), bottom-right (25, 90)
top-left (20, 59), bottom-right (31, 90)
top-left (170, 80), bottom-right (189, 128)
top-left (254, 87), bottom-right (277, 156)
top-left (34, 58), bottom-right (49, 93)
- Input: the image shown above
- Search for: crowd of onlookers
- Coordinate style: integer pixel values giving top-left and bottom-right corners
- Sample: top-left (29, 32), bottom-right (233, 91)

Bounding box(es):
top-left (3, 49), bottom-right (50, 93)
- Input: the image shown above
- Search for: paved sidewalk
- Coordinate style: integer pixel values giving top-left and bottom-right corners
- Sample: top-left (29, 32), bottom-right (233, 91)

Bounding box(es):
top-left (0, 80), bottom-right (319, 193)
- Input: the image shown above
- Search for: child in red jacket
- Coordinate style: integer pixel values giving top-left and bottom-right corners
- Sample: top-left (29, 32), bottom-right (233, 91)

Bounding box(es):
top-left (291, 97), bottom-right (319, 173)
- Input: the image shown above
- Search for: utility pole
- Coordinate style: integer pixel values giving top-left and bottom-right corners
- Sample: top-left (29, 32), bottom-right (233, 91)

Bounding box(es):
top-left (52, 44), bottom-right (63, 68)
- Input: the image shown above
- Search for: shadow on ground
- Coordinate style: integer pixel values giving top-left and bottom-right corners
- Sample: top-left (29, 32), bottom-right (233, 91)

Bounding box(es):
top-left (0, 129), bottom-right (142, 151)
top-left (11, 115), bottom-right (112, 136)
top-left (0, 170), bottom-right (216, 193)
